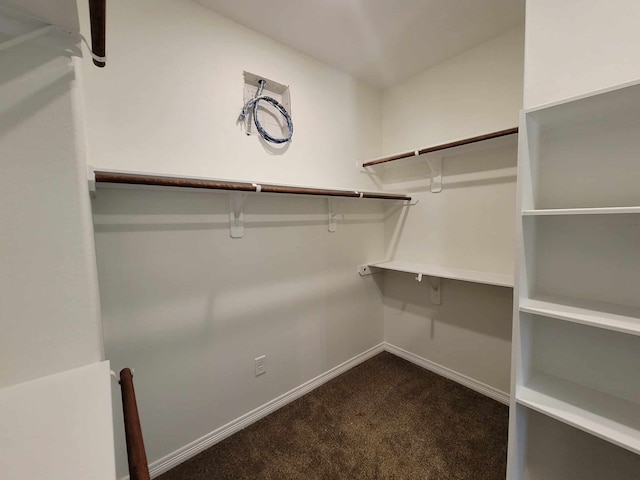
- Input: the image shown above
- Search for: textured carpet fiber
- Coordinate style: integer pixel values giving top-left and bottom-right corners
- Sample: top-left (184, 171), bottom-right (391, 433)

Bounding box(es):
top-left (158, 352), bottom-right (509, 480)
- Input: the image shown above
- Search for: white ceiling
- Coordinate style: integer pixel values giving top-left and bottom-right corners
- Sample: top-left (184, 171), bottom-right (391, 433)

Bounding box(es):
top-left (196, 0), bottom-right (524, 88)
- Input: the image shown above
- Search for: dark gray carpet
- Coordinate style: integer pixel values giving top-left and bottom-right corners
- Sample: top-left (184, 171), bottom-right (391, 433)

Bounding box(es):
top-left (158, 352), bottom-right (508, 480)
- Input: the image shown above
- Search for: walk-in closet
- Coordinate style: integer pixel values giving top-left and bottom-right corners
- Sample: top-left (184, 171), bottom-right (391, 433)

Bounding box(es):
top-left (2, 1), bottom-right (640, 479)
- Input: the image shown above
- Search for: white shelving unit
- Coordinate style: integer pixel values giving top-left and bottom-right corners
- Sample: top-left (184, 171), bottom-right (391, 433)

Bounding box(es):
top-left (519, 408), bottom-right (640, 480)
top-left (369, 260), bottom-right (514, 288)
top-left (517, 314), bottom-right (640, 453)
top-left (364, 127), bottom-right (518, 299)
top-left (522, 206), bottom-right (640, 216)
top-left (507, 80), bottom-right (640, 479)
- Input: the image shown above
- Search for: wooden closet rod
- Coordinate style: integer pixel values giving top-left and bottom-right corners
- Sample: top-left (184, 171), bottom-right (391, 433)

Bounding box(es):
top-left (362, 127), bottom-right (519, 168)
top-left (88, 0), bottom-right (106, 67)
top-left (120, 368), bottom-right (151, 480)
top-left (93, 171), bottom-right (412, 201)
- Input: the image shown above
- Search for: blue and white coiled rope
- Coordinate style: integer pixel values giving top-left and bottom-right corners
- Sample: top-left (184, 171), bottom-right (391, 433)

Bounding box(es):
top-left (239, 79), bottom-right (293, 144)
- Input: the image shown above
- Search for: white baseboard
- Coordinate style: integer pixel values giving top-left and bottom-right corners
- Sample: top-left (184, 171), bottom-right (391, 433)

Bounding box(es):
top-left (383, 342), bottom-right (510, 405)
top-left (132, 341), bottom-right (508, 479)
top-left (143, 343), bottom-right (386, 479)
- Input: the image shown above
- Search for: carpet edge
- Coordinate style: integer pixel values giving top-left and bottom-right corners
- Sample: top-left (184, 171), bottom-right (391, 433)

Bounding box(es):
top-left (140, 343), bottom-right (386, 480)
top-left (136, 342), bottom-right (509, 480)
top-left (383, 342), bottom-right (511, 405)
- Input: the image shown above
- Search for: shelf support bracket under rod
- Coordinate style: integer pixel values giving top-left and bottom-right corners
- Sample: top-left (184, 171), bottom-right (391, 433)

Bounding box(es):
top-left (429, 276), bottom-right (441, 305)
top-left (229, 192), bottom-right (246, 238)
top-left (415, 273), bottom-right (441, 304)
top-left (427, 157), bottom-right (442, 193)
top-left (328, 198), bottom-right (343, 232)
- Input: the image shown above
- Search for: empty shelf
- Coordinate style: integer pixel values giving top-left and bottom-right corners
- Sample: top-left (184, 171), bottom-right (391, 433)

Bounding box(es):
top-left (520, 295), bottom-right (640, 336)
top-left (517, 372), bottom-right (640, 455)
top-left (522, 206), bottom-right (640, 216)
top-left (369, 261), bottom-right (514, 287)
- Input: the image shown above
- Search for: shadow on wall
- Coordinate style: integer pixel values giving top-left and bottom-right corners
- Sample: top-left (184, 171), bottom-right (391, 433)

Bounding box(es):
top-left (258, 134), bottom-right (291, 155)
top-left (91, 186), bottom-right (387, 477)
top-left (381, 270), bottom-right (513, 341)
top-left (382, 138), bottom-right (518, 193)
top-left (383, 202), bottom-right (411, 260)
top-left (91, 186), bottom-right (388, 233)
top-left (0, 41), bottom-right (75, 138)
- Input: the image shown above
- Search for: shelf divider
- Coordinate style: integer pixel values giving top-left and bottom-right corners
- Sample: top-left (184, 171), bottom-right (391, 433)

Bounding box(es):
top-left (520, 294), bottom-right (640, 336)
top-left (517, 372), bottom-right (640, 455)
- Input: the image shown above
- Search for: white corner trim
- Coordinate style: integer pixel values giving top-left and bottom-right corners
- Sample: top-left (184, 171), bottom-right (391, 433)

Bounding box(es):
top-left (139, 343), bottom-right (386, 479)
top-left (383, 342), bottom-right (510, 405)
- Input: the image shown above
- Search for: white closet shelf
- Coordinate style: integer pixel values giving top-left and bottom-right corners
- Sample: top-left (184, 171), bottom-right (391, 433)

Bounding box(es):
top-left (522, 206), bottom-right (640, 216)
top-left (368, 261), bottom-right (514, 287)
top-left (520, 295), bottom-right (640, 336)
top-left (517, 372), bottom-right (640, 455)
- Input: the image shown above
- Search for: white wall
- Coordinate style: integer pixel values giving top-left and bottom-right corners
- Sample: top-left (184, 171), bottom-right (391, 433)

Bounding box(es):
top-left (0, 7), bottom-right (114, 477)
top-left (79, 0), bottom-right (382, 190)
top-left (93, 188), bottom-right (385, 477)
top-left (523, 0), bottom-right (640, 109)
top-left (382, 27), bottom-right (524, 155)
top-left (378, 28), bottom-right (524, 395)
top-left (0, 37), bottom-right (103, 388)
top-left (77, 1), bottom-right (388, 477)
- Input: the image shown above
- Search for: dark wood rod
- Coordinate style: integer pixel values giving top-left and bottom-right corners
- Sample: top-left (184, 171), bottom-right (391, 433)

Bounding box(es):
top-left (362, 127), bottom-right (519, 168)
top-left (95, 172), bottom-right (257, 192)
top-left (120, 368), bottom-right (151, 480)
top-left (361, 192), bottom-right (412, 200)
top-left (88, 0), bottom-right (106, 67)
top-left (260, 184), bottom-right (360, 198)
top-left (94, 171), bottom-right (411, 201)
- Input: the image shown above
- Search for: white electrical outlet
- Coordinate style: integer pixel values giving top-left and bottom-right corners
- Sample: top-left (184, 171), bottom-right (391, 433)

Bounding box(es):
top-left (254, 355), bottom-right (266, 376)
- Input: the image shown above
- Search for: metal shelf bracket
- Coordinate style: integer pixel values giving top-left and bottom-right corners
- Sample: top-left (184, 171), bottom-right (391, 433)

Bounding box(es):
top-left (429, 276), bottom-right (442, 305)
